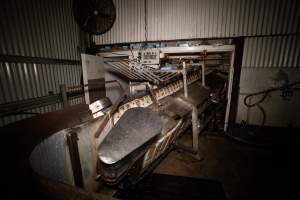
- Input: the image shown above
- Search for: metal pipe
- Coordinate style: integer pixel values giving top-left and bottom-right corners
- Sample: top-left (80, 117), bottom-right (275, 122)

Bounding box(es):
top-left (202, 52), bottom-right (206, 86)
top-left (182, 61), bottom-right (188, 98)
top-left (67, 80), bottom-right (123, 93)
top-left (60, 84), bottom-right (69, 109)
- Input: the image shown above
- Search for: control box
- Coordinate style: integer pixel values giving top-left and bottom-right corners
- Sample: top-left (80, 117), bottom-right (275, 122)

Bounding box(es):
top-left (141, 49), bottom-right (160, 65)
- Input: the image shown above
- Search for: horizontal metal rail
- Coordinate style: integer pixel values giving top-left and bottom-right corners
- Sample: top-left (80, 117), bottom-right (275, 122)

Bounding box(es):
top-left (0, 80), bottom-right (123, 118)
top-left (0, 90), bottom-right (84, 117)
top-left (0, 54), bottom-right (81, 65)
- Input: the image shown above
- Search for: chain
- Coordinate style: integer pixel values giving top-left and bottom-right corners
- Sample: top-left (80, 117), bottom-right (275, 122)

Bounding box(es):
top-left (144, 0), bottom-right (148, 42)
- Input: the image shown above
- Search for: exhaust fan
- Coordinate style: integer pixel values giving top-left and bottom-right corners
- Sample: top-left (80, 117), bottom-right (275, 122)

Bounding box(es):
top-left (73, 0), bottom-right (116, 35)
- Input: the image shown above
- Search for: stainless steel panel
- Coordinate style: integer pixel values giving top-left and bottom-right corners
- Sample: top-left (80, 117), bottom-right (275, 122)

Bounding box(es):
top-left (29, 130), bottom-right (74, 185)
top-left (98, 107), bottom-right (163, 165)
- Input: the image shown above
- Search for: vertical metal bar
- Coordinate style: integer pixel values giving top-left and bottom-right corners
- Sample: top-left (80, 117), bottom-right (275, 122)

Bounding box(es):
top-left (202, 51), bottom-right (206, 86)
top-left (182, 61), bottom-right (188, 98)
top-left (174, 104), bottom-right (203, 161)
top-left (226, 37), bottom-right (244, 132)
top-left (66, 131), bottom-right (84, 188)
top-left (60, 84), bottom-right (69, 109)
top-left (201, 63), bottom-right (205, 86)
top-left (192, 106), bottom-right (199, 153)
top-left (224, 51), bottom-right (236, 132)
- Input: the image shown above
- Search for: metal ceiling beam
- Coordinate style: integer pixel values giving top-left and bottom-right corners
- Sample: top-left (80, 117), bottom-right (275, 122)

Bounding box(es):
top-left (99, 45), bottom-right (235, 58)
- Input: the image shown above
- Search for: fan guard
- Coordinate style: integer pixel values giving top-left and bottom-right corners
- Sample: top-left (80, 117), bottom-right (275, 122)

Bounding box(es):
top-left (73, 0), bottom-right (116, 35)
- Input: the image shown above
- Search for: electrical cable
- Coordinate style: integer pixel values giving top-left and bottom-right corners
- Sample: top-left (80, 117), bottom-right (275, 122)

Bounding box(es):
top-left (226, 80), bottom-right (300, 147)
top-left (243, 80), bottom-right (300, 124)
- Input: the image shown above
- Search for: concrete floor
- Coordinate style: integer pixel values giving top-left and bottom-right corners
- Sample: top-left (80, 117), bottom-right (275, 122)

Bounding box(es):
top-left (154, 130), bottom-right (289, 200)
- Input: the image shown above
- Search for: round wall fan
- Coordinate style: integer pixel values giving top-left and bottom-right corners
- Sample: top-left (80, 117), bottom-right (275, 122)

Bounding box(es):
top-left (73, 0), bottom-right (116, 35)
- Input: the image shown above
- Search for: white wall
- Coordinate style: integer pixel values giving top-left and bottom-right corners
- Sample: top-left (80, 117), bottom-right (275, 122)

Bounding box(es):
top-left (236, 36), bottom-right (300, 127)
top-left (236, 68), bottom-right (300, 127)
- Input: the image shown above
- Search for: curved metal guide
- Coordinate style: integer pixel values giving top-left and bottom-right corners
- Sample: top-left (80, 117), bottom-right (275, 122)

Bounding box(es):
top-left (98, 107), bottom-right (163, 165)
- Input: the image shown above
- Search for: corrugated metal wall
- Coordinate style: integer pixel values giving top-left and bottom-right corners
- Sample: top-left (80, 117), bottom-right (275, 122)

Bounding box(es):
top-left (0, 0), bottom-right (80, 60)
top-left (242, 36), bottom-right (300, 68)
top-left (0, 63), bottom-right (84, 127)
top-left (237, 35), bottom-right (300, 127)
top-left (0, 0), bottom-right (83, 126)
top-left (92, 0), bottom-right (146, 45)
top-left (1, 0), bottom-right (299, 127)
top-left (93, 0), bottom-right (300, 44)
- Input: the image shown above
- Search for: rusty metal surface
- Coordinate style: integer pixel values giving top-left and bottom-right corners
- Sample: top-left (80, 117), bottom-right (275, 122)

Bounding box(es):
top-left (67, 131), bottom-right (84, 188)
top-left (71, 116), bottom-right (108, 191)
top-left (98, 107), bottom-right (163, 165)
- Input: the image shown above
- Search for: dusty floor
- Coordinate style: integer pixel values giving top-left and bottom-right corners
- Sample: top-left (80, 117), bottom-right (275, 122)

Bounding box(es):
top-left (97, 128), bottom-right (289, 200)
top-left (154, 130), bottom-right (289, 200)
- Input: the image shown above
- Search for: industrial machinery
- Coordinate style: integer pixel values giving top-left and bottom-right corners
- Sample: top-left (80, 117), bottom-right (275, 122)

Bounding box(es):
top-left (28, 45), bottom-right (235, 191)
top-left (95, 45), bottom-right (234, 185)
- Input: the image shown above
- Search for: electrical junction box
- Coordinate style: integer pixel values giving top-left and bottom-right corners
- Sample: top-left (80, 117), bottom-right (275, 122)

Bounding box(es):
top-left (141, 49), bottom-right (160, 65)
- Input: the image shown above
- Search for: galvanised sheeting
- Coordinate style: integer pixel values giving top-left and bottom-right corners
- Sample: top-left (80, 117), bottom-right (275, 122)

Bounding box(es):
top-left (0, 0), bottom-right (80, 60)
top-left (92, 0), bottom-right (145, 45)
top-left (242, 35), bottom-right (300, 68)
top-left (93, 0), bottom-right (300, 45)
top-left (0, 63), bottom-right (82, 104)
top-left (0, 62), bottom-right (83, 126)
top-left (29, 130), bottom-right (74, 185)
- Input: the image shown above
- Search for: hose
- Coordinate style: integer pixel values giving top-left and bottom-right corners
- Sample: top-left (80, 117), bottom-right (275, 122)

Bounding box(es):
top-left (226, 80), bottom-right (300, 147)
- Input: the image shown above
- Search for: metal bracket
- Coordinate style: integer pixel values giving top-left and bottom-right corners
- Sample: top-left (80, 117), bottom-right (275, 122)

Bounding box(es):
top-left (66, 131), bottom-right (84, 188)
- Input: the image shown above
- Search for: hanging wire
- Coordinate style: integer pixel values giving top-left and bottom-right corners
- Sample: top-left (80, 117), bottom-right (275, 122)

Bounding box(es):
top-left (144, 0), bottom-right (148, 43)
top-left (226, 80), bottom-right (300, 147)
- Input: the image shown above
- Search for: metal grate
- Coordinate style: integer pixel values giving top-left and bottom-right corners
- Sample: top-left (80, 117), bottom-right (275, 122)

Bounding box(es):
top-left (105, 60), bottom-right (179, 83)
